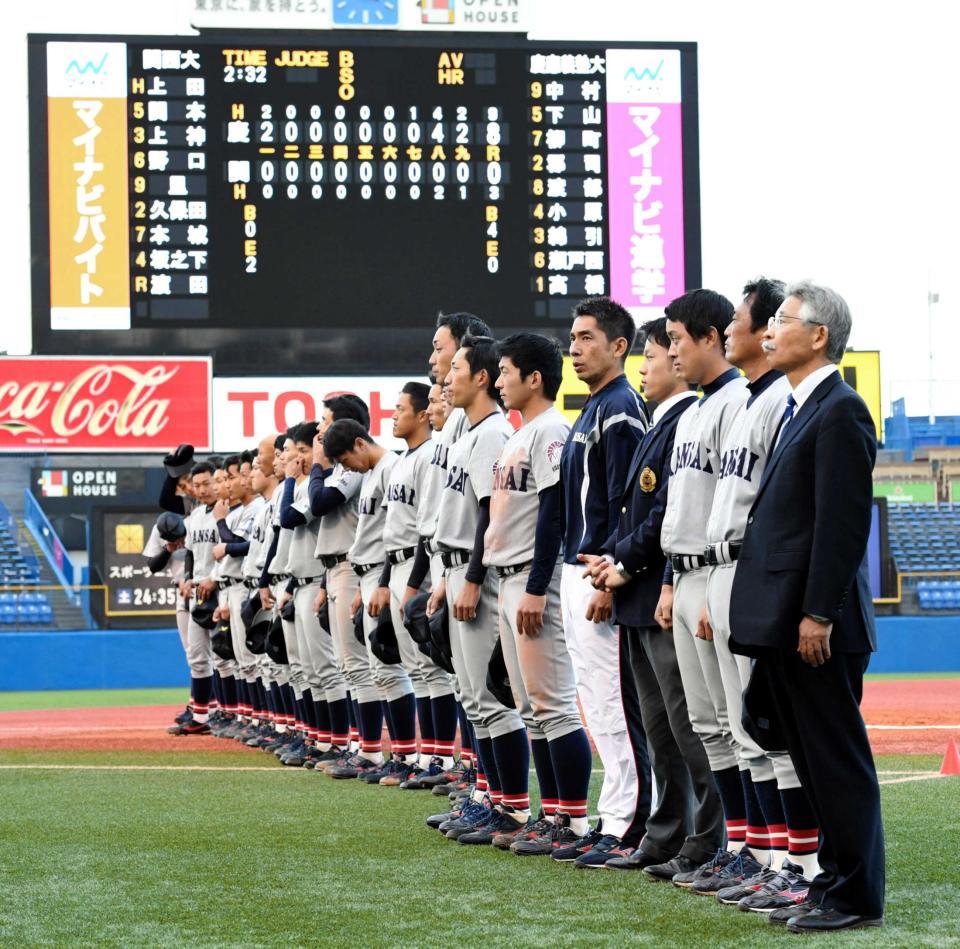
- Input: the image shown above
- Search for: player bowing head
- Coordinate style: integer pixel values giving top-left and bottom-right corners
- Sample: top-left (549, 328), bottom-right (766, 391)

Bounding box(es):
top-left (322, 419), bottom-right (378, 474)
top-left (290, 422), bottom-right (319, 478)
top-left (393, 382), bottom-right (432, 442)
top-left (495, 332), bottom-right (563, 417)
top-left (569, 296), bottom-right (636, 390)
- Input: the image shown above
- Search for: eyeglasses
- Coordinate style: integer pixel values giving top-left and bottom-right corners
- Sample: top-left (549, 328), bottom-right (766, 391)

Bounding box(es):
top-left (767, 314), bottom-right (824, 329)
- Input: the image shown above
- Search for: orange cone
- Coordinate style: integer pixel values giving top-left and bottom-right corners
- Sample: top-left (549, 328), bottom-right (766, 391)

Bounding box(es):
top-left (940, 738), bottom-right (960, 776)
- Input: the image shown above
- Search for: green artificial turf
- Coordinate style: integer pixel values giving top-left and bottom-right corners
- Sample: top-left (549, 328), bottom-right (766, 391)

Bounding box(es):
top-left (0, 688), bottom-right (188, 712)
top-left (0, 748), bottom-right (956, 947)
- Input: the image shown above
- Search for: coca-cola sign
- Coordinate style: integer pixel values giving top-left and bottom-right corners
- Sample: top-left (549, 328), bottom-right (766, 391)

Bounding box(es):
top-left (0, 357), bottom-right (211, 452)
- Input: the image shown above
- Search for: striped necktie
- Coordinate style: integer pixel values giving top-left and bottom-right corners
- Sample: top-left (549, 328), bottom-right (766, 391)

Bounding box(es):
top-left (775, 394), bottom-right (797, 449)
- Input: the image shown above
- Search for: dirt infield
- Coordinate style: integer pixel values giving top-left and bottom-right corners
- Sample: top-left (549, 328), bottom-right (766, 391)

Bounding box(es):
top-left (0, 678), bottom-right (955, 755)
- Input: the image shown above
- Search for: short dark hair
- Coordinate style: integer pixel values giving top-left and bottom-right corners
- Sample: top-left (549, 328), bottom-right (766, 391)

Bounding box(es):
top-left (460, 334), bottom-right (503, 406)
top-left (573, 297), bottom-right (636, 358)
top-left (294, 420), bottom-right (319, 446)
top-left (324, 394), bottom-right (370, 429)
top-left (742, 277), bottom-right (786, 332)
top-left (664, 289), bottom-right (734, 341)
top-left (639, 317), bottom-right (670, 350)
top-left (323, 418), bottom-right (373, 459)
top-left (437, 311), bottom-right (492, 346)
top-left (240, 449), bottom-right (255, 467)
top-left (496, 333), bottom-right (563, 400)
top-left (223, 454), bottom-right (241, 474)
top-left (401, 381), bottom-right (431, 414)
top-left (191, 461), bottom-right (215, 478)
top-left (207, 455), bottom-right (224, 471)
top-left (273, 434), bottom-right (286, 451)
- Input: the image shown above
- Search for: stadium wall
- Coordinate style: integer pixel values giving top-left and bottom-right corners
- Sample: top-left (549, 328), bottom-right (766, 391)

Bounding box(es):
top-left (0, 616), bottom-right (957, 690)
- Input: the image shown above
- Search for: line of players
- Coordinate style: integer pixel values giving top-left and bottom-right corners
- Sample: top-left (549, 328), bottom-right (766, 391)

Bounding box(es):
top-left (145, 287), bottom-right (861, 928)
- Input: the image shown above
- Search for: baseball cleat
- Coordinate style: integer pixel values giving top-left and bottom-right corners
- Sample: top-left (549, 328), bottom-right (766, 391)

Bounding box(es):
top-left (550, 822), bottom-right (604, 862)
top-left (326, 755), bottom-right (381, 779)
top-left (494, 812), bottom-right (551, 850)
top-left (574, 835), bottom-right (634, 869)
top-left (441, 798), bottom-right (493, 838)
top-left (690, 848), bottom-right (765, 896)
top-left (177, 720), bottom-right (212, 736)
top-left (738, 860), bottom-right (811, 913)
top-left (173, 705), bottom-right (193, 725)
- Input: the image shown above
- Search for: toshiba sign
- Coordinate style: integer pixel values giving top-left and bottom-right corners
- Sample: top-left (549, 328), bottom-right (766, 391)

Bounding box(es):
top-left (212, 377), bottom-right (430, 451)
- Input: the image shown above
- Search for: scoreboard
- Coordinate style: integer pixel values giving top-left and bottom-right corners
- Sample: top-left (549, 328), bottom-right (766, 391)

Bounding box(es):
top-left (29, 33), bottom-right (700, 374)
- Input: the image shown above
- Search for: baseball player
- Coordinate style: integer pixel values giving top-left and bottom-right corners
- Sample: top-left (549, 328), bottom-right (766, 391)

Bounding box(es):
top-left (484, 333), bottom-right (594, 854)
top-left (382, 382), bottom-right (459, 787)
top-left (411, 313), bottom-right (492, 787)
top-left (211, 452), bottom-right (266, 738)
top-left (278, 421), bottom-right (350, 767)
top-left (325, 418), bottom-right (422, 784)
top-left (309, 397), bottom-right (381, 775)
top-left (177, 461), bottom-right (221, 734)
top-left (430, 334), bottom-right (526, 843)
top-left (697, 279), bottom-right (821, 909)
top-left (558, 297), bottom-right (651, 865)
top-left (647, 288), bottom-right (752, 884)
top-left (143, 511), bottom-right (192, 732)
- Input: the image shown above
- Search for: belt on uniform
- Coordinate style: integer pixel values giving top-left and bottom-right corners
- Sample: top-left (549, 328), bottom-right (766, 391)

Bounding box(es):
top-left (495, 561), bottom-right (531, 579)
top-left (243, 578), bottom-right (260, 590)
top-left (319, 553), bottom-right (348, 569)
top-left (704, 542), bottom-right (742, 566)
top-left (387, 546), bottom-right (417, 565)
top-left (440, 549), bottom-right (471, 569)
top-left (670, 553), bottom-right (707, 574)
top-left (268, 573), bottom-right (290, 585)
top-left (353, 561), bottom-right (382, 577)
top-left (291, 575), bottom-right (324, 587)
top-left (425, 537), bottom-right (441, 555)
top-left (217, 578), bottom-right (243, 590)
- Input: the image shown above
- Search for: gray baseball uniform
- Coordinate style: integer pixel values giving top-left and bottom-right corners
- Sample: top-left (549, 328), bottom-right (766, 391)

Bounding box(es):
top-left (143, 524), bottom-right (188, 654)
top-left (704, 371), bottom-right (800, 788)
top-left (184, 503), bottom-right (227, 676)
top-left (314, 464), bottom-right (362, 558)
top-left (662, 369), bottom-right (747, 773)
top-left (436, 410), bottom-right (523, 740)
top-left (484, 407), bottom-right (581, 742)
top-left (417, 408), bottom-right (467, 541)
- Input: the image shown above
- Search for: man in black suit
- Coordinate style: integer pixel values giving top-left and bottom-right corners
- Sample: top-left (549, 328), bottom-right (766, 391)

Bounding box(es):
top-left (581, 318), bottom-right (723, 873)
top-left (730, 281), bottom-right (884, 932)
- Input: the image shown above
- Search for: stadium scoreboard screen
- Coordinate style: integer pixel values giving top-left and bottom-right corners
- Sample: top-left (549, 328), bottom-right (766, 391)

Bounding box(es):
top-left (29, 34), bottom-right (700, 373)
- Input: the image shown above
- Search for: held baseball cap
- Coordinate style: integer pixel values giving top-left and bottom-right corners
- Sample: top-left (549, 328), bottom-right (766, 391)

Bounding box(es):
top-left (370, 610), bottom-right (401, 665)
top-left (163, 444), bottom-right (195, 479)
top-left (156, 511), bottom-right (186, 542)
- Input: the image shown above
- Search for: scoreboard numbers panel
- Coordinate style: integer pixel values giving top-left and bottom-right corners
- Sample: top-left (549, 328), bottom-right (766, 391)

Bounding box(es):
top-left (29, 34), bottom-right (700, 373)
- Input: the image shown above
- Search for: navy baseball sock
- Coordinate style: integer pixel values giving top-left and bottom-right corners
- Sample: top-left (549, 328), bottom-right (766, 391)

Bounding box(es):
top-left (327, 698), bottom-right (349, 748)
top-left (237, 679), bottom-right (250, 718)
top-left (294, 696), bottom-right (307, 738)
top-left (381, 699), bottom-right (397, 741)
top-left (711, 765), bottom-right (747, 851)
top-left (220, 674), bottom-right (238, 718)
top-left (211, 671), bottom-right (224, 712)
top-left (314, 696), bottom-right (331, 747)
top-left (301, 688), bottom-right (319, 741)
top-left (780, 785), bottom-right (820, 878)
top-left (753, 776), bottom-right (788, 864)
top-left (268, 682), bottom-right (284, 729)
top-left (740, 769), bottom-right (769, 860)
top-left (281, 682), bottom-right (297, 729)
top-left (491, 727), bottom-right (529, 814)
top-left (254, 678), bottom-right (268, 719)
top-left (548, 728), bottom-right (592, 833)
top-left (357, 700), bottom-right (385, 762)
top-left (190, 675), bottom-right (213, 722)
top-left (348, 697), bottom-right (360, 750)
top-left (530, 737), bottom-right (559, 819)
top-left (416, 696), bottom-right (434, 764)
top-left (387, 692), bottom-right (417, 760)
top-left (263, 682), bottom-right (277, 722)
top-left (457, 703), bottom-right (475, 770)
top-left (430, 693), bottom-right (457, 765)
top-left (473, 734), bottom-right (500, 803)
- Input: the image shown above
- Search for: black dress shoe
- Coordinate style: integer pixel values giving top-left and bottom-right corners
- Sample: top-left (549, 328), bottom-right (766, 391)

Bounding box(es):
top-left (605, 849), bottom-right (662, 871)
top-left (769, 900), bottom-right (817, 926)
top-left (787, 907), bottom-right (883, 932)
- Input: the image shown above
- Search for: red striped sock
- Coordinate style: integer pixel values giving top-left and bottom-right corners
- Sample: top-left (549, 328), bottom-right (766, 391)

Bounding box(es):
top-left (434, 739), bottom-right (456, 758)
top-left (768, 823), bottom-right (788, 851)
top-left (541, 798), bottom-right (559, 817)
top-left (746, 824), bottom-right (769, 851)
top-left (559, 799), bottom-right (588, 818)
top-left (726, 819), bottom-right (747, 848)
top-left (475, 770), bottom-right (488, 793)
top-left (788, 827), bottom-right (820, 855)
top-left (490, 789), bottom-right (503, 805)
top-left (501, 793), bottom-right (530, 812)
top-left (331, 732), bottom-right (349, 748)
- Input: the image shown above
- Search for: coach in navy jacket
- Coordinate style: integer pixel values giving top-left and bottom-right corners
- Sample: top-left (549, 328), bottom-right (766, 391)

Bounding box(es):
top-left (730, 282), bottom-right (884, 933)
top-left (583, 317), bottom-right (722, 872)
